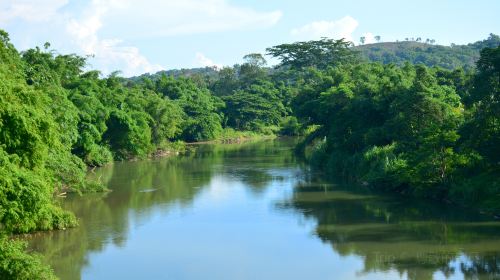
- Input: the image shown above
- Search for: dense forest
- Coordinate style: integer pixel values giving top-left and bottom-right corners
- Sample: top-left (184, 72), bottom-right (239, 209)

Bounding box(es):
top-left (0, 29), bottom-right (499, 279)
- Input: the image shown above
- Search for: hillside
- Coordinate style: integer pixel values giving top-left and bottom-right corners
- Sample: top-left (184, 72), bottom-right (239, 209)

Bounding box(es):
top-left (355, 33), bottom-right (500, 69)
top-left (132, 34), bottom-right (500, 82)
top-left (129, 66), bottom-right (220, 83)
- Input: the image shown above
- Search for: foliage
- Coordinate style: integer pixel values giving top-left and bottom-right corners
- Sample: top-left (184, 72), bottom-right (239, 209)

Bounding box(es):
top-left (279, 116), bottom-right (302, 136)
top-left (223, 80), bottom-right (285, 132)
top-left (0, 236), bottom-right (56, 280)
top-left (453, 46), bottom-right (500, 208)
top-left (280, 47), bottom-right (499, 208)
top-left (0, 37), bottom-right (78, 234)
top-left (154, 75), bottom-right (224, 141)
top-left (0, 150), bottom-right (77, 233)
top-left (461, 46), bottom-right (500, 164)
top-left (266, 38), bottom-right (358, 70)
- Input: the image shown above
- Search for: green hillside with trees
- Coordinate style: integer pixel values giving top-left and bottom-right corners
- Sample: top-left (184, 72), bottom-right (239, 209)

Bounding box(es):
top-left (133, 34), bottom-right (500, 83)
top-left (356, 33), bottom-right (500, 69)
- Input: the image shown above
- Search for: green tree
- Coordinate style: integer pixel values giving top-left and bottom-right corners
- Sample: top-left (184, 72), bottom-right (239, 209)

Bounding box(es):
top-left (461, 46), bottom-right (500, 164)
top-left (266, 38), bottom-right (358, 70)
top-left (223, 80), bottom-right (285, 131)
top-left (155, 75), bottom-right (224, 141)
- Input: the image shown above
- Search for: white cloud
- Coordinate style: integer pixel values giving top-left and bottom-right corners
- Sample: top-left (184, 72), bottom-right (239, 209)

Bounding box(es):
top-left (84, 39), bottom-right (165, 77)
top-left (1, 0), bottom-right (282, 76)
top-left (0, 0), bottom-right (68, 24)
top-left (65, 0), bottom-right (163, 77)
top-left (290, 16), bottom-right (359, 41)
top-left (195, 52), bottom-right (222, 69)
top-left (101, 0), bottom-right (283, 38)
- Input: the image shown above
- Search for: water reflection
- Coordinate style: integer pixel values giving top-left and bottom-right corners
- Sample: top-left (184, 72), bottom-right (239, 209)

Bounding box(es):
top-left (24, 139), bottom-right (500, 280)
top-left (26, 139), bottom-right (300, 280)
top-left (277, 182), bottom-right (500, 280)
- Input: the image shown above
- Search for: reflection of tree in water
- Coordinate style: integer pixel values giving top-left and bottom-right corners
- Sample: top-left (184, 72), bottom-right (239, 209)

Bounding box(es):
top-left (461, 254), bottom-right (500, 280)
top-left (195, 138), bottom-right (301, 195)
top-left (25, 139), bottom-right (299, 280)
top-left (277, 182), bottom-right (500, 280)
top-left (26, 155), bottom-right (212, 280)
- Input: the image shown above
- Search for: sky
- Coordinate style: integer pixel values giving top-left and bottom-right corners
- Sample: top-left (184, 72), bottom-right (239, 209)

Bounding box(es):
top-left (1, 0), bottom-right (499, 76)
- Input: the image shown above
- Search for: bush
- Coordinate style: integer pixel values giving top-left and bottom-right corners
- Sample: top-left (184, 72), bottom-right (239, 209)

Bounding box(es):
top-left (0, 152), bottom-right (77, 234)
top-left (279, 116), bottom-right (301, 136)
top-left (181, 114), bottom-right (223, 142)
top-left (0, 236), bottom-right (57, 280)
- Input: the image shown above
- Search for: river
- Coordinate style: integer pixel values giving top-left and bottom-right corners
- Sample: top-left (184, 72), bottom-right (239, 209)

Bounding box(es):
top-left (25, 139), bottom-right (500, 280)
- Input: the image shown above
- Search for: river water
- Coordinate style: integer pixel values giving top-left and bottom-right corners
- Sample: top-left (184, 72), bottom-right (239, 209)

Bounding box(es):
top-left (26, 139), bottom-right (500, 280)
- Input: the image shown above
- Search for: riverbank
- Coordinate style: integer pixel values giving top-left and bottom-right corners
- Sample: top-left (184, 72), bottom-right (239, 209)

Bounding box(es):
top-left (188, 129), bottom-right (277, 145)
top-left (309, 163), bottom-right (500, 219)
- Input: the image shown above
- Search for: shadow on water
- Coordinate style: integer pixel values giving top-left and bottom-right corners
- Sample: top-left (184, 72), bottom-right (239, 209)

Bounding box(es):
top-left (276, 178), bottom-right (500, 280)
top-left (24, 138), bottom-right (500, 280)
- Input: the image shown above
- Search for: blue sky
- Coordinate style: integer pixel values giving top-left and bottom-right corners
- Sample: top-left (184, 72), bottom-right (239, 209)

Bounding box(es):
top-left (1, 0), bottom-right (498, 76)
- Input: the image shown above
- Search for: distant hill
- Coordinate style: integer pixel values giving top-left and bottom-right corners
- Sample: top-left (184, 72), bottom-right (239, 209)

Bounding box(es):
top-left (355, 33), bottom-right (500, 69)
top-left (129, 67), bottom-right (219, 82)
top-left (131, 34), bottom-right (500, 81)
